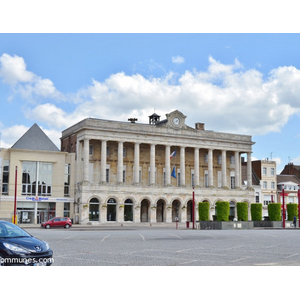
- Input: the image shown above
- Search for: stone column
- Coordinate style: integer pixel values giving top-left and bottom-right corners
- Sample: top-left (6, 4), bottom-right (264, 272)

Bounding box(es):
top-left (100, 140), bottom-right (107, 183)
top-left (247, 152), bottom-right (252, 188)
top-left (134, 143), bottom-right (140, 185)
top-left (194, 148), bottom-right (200, 187)
top-left (150, 144), bottom-right (156, 185)
top-left (180, 146), bottom-right (186, 186)
top-left (165, 145), bottom-right (171, 186)
top-left (235, 151), bottom-right (240, 188)
top-left (83, 138), bottom-right (90, 182)
top-left (221, 150), bottom-right (227, 188)
top-left (208, 149), bottom-right (214, 187)
top-left (117, 141), bottom-right (123, 184)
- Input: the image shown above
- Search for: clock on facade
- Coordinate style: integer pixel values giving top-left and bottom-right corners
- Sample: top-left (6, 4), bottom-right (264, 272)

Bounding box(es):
top-left (172, 117), bottom-right (180, 126)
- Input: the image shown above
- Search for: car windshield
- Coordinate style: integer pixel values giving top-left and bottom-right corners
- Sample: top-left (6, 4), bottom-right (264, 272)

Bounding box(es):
top-left (0, 222), bottom-right (31, 238)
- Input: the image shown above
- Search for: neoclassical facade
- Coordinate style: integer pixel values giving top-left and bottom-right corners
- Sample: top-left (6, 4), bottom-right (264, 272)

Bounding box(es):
top-left (61, 110), bottom-right (255, 224)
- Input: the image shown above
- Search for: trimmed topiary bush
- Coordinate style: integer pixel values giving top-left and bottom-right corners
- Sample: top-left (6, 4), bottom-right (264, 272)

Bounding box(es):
top-left (251, 203), bottom-right (262, 221)
top-left (198, 202), bottom-right (210, 221)
top-left (268, 203), bottom-right (281, 221)
top-left (237, 202), bottom-right (248, 221)
top-left (216, 201), bottom-right (229, 221)
top-left (287, 203), bottom-right (298, 221)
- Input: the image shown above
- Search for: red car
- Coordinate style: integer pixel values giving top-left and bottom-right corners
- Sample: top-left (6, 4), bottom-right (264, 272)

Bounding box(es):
top-left (41, 217), bottom-right (72, 229)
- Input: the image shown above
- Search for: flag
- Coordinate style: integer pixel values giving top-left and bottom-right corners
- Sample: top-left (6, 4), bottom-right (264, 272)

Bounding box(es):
top-left (170, 150), bottom-right (176, 158)
top-left (171, 166), bottom-right (176, 178)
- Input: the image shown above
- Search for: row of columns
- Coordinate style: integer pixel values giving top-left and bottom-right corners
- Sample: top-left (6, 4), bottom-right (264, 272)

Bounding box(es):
top-left (80, 139), bottom-right (252, 188)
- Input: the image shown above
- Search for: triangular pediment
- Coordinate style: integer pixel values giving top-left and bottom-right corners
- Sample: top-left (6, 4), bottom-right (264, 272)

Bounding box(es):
top-left (11, 124), bottom-right (59, 152)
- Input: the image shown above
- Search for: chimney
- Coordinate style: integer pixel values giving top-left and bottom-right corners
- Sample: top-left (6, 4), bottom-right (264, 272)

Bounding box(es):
top-left (195, 122), bottom-right (205, 130)
top-left (128, 118), bottom-right (138, 123)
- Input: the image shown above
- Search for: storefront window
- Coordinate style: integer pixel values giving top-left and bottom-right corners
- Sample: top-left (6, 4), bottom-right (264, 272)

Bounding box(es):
top-left (22, 161), bottom-right (52, 196)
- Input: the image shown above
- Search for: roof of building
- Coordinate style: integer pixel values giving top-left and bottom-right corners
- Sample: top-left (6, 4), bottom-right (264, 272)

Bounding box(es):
top-left (11, 123), bottom-right (59, 152)
top-left (277, 174), bottom-right (300, 185)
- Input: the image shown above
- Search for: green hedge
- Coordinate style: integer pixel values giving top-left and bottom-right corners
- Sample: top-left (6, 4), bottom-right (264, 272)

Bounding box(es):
top-left (198, 202), bottom-right (210, 221)
top-left (251, 203), bottom-right (262, 221)
top-left (216, 201), bottom-right (229, 221)
top-left (268, 203), bottom-right (281, 221)
top-left (287, 203), bottom-right (298, 221)
top-left (237, 202), bottom-right (248, 221)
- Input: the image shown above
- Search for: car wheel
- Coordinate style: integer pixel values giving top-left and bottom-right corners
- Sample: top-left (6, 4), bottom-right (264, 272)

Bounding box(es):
top-left (45, 224), bottom-right (51, 229)
top-left (65, 224), bottom-right (70, 229)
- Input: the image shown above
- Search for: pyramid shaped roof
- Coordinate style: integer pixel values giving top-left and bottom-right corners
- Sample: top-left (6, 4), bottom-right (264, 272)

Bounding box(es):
top-left (11, 123), bottom-right (59, 152)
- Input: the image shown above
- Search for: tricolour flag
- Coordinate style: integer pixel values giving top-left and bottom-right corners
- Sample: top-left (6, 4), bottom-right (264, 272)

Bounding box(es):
top-left (171, 166), bottom-right (176, 178)
top-left (170, 150), bottom-right (176, 158)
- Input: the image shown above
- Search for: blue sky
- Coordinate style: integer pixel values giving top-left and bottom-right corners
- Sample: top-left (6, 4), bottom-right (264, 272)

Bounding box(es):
top-left (1, 4), bottom-right (300, 174)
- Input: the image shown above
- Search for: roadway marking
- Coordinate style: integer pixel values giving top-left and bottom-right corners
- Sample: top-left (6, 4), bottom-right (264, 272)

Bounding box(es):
top-left (284, 253), bottom-right (299, 259)
top-left (176, 247), bottom-right (204, 253)
top-left (169, 234), bottom-right (182, 239)
top-left (101, 235), bottom-right (111, 242)
top-left (139, 234), bottom-right (145, 241)
top-left (230, 257), bottom-right (250, 263)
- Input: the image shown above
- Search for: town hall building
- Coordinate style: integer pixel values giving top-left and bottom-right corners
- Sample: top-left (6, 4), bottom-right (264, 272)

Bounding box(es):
top-left (61, 110), bottom-right (255, 224)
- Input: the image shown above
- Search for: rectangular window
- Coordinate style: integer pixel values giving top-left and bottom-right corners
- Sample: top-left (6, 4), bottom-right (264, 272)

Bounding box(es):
top-left (271, 182), bottom-right (275, 190)
top-left (204, 153), bottom-right (208, 164)
top-left (263, 181), bottom-right (267, 189)
top-left (217, 155), bottom-right (222, 164)
top-left (230, 156), bottom-right (235, 165)
top-left (191, 170), bottom-right (195, 187)
top-left (106, 168), bottom-right (110, 183)
top-left (204, 170), bottom-right (208, 188)
top-left (262, 167), bottom-right (267, 176)
top-left (177, 169), bottom-right (181, 187)
top-left (163, 168), bottom-right (166, 186)
top-left (123, 147), bottom-right (126, 158)
top-left (230, 171), bottom-right (235, 189)
top-left (270, 168), bottom-right (275, 176)
top-left (22, 162), bottom-right (52, 196)
top-left (256, 192), bottom-right (260, 203)
top-left (123, 170), bottom-right (126, 183)
top-left (263, 195), bottom-right (271, 206)
top-left (89, 145), bottom-right (93, 155)
top-left (64, 164), bottom-right (70, 196)
top-left (64, 202), bottom-right (70, 217)
top-left (2, 159), bottom-right (9, 195)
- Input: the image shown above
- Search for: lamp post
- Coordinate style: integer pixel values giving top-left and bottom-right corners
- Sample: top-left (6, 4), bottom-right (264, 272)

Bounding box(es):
top-left (13, 166), bottom-right (17, 224)
top-left (298, 185), bottom-right (300, 228)
top-left (282, 184), bottom-right (285, 229)
top-left (192, 187), bottom-right (195, 229)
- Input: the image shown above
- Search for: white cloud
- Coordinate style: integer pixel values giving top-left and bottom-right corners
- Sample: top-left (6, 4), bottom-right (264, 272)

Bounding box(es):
top-left (0, 53), bottom-right (34, 85)
top-left (172, 55), bottom-right (185, 64)
top-left (0, 53), bottom-right (62, 101)
top-left (0, 125), bottom-right (28, 148)
top-left (2, 54), bottom-right (300, 150)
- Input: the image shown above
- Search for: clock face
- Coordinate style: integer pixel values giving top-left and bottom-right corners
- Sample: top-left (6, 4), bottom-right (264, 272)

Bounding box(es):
top-left (172, 117), bottom-right (180, 126)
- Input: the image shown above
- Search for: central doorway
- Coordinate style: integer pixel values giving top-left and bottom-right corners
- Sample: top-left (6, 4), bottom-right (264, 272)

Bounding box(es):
top-left (140, 199), bottom-right (150, 222)
top-left (156, 199), bottom-right (166, 222)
